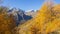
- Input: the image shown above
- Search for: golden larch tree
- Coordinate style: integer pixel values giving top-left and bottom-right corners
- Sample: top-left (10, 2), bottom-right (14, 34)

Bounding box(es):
top-left (0, 7), bottom-right (16, 34)
top-left (17, 0), bottom-right (60, 34)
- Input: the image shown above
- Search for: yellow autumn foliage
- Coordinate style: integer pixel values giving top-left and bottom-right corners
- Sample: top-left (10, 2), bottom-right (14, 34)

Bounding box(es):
top-left (0, 7), bottom-right (16, 34)
top-left (17, 3), bottom-right (60, 34)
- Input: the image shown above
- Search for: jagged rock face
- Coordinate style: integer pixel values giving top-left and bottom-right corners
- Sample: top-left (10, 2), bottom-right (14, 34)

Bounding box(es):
top-left (8, 8), bottom-right (24, 16)
top-left (8, 8), bottom-right (24, 25)
top-left (8, 8), bottom-right (32, 26)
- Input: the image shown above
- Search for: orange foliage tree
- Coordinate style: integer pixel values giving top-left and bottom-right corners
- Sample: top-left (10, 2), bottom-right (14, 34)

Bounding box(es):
top-left (0, 7), bottom-right (16, 34)
top-left (17, 1), bottom-right (60, 34)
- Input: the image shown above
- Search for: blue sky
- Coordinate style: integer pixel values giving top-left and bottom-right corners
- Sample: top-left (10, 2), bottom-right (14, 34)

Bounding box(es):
top-left (0, 0), bottom-right (60, 11)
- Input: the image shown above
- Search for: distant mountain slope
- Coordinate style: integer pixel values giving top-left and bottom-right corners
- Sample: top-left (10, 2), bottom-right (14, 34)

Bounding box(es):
top-left (25, 10), bottom-right (37, 17)
top-left (8, 8), bottom-right (32, 26)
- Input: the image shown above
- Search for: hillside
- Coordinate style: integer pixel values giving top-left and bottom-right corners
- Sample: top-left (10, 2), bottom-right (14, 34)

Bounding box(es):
top-left (0, 0), bottom-right (60, 34)
top-left (16, 3), bottom-right (60, 34)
